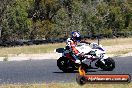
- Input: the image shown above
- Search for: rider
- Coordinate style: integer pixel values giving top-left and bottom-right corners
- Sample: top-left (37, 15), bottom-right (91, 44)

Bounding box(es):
top-left (66, 31), bottom-right (83, 64)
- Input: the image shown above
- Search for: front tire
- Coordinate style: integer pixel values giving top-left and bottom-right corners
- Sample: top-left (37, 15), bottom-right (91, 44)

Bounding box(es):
top-left (57, 57), bottom-right (75, 72)
top-left (100, 57), bottom-right (115, 71)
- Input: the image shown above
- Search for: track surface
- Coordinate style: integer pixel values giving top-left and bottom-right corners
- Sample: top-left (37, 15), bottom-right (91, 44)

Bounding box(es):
top-left (0, 56), bottom-right (131, 84)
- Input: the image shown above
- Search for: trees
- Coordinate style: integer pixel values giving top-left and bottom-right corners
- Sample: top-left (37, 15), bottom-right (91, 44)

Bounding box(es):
top-left (28, 0), bottom-right (62, 39)
top-left (0, 0), bottom-right (31, 41)
top-left (0, 0), bottom-right (15, 41)
top-left (0, 0), bottom-right (132, 41)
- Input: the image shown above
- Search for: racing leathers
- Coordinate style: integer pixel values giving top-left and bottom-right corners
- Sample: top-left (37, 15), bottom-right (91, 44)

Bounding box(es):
top-left (65, 38), bottom-right (81, 64)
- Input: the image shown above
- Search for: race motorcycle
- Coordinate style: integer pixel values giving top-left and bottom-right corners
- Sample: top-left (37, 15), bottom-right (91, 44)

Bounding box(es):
top-left (57, 42), bottom-right (115, 72)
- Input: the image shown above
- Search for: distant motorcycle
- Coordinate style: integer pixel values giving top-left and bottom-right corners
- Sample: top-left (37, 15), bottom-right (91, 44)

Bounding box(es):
top-left (57, 42), bottom-right (115, 72)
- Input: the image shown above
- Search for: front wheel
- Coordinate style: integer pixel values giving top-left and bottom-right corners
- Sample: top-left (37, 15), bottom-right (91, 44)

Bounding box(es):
top-left (57, 57), bottom-right (75, 73)
top-left (99, 57), bottom-right (115, 71)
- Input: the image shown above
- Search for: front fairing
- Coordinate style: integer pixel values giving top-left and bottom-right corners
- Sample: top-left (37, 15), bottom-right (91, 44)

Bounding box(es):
top-left (75, 44), bottom-right (92, 54)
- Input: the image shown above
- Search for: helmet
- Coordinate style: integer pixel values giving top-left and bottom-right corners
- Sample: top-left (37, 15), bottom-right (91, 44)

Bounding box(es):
top-left (71, 31), bottom-right (81, 42)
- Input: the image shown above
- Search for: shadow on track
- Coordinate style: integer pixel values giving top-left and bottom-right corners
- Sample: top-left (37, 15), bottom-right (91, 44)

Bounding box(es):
top-left (53, 70), bottom-right (97, 74)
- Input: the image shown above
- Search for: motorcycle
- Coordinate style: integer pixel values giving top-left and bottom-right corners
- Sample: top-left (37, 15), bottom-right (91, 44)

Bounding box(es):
top-left (57, 42), bottom-right (115, 73)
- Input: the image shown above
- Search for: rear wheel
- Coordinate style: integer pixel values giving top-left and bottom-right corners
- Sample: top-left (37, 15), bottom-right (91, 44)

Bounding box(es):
top-left (57, 57), bottom-right (75, 72)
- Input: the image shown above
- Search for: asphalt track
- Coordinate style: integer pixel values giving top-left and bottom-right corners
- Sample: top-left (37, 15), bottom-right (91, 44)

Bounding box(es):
top-left (0, 56), bottom-right (132, 84)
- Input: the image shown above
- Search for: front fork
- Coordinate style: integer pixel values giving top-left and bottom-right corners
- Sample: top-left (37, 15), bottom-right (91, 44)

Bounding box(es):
top-left (100, 54), bottom-right (108, 64)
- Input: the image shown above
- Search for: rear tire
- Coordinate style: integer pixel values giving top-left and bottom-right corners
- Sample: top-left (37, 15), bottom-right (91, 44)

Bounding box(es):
top-left (57, 57), bottom-right (75, 73)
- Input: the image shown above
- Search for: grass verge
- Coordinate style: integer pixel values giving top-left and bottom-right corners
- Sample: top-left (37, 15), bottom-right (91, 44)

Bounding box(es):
top-left (107, 49), bottom-right (132, 54)
top-left (100, 37), bottom-right (132, 46)
top-left (86, 37), bottom-right (132, 46)
top-left (0, 38), bottom-right (132, 57)
top-left (0, 82), bottom-right (132, 88)
top-left (0, 43), bottom-right (65, 57)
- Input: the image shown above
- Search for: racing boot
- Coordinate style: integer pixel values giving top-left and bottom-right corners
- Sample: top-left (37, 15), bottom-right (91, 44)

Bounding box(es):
top-left (75, 59), bottom-right (81, 64)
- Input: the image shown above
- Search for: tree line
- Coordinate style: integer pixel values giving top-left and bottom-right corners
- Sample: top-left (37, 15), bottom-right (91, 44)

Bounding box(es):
top-left (0, 0), bottom-right (132, 41)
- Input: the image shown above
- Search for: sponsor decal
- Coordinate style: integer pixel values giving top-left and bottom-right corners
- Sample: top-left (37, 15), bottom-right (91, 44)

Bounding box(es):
top-left (76, 66), bottom-right (131, 85)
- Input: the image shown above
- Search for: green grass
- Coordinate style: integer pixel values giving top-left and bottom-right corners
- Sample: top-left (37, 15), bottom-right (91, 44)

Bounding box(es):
top-left (0, 83), bottom-right (132, 88)
top-left (0, 43), bottom-right (65, 57)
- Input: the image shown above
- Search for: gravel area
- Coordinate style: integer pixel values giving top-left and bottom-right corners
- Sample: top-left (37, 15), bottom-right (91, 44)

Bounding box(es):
top-left (0, 53), bottom-right (62, 61)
